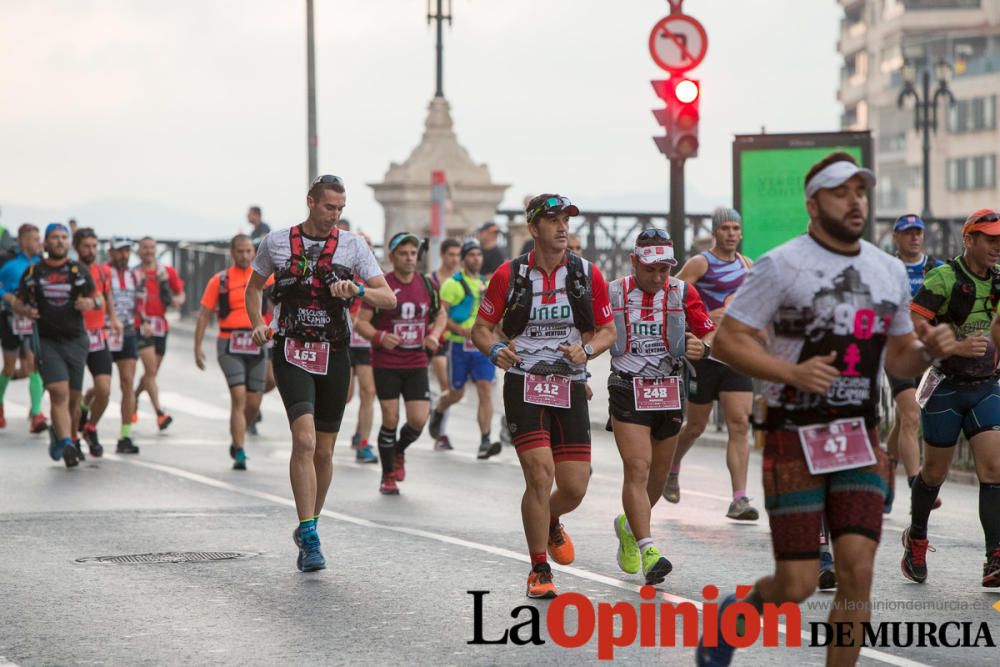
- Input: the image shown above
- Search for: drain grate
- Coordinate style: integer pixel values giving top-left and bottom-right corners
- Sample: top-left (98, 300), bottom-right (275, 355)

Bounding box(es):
top-left (76, 551), bottom-right (256, 564)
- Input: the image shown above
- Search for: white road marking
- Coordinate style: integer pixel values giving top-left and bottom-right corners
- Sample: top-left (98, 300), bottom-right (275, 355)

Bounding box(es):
top-left (105, 454), bottom-right (931, 667)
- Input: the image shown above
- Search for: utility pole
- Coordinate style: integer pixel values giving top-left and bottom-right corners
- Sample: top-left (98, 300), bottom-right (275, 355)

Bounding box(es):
top-left (427, 0), bottom-right (452, 99)
top-left (306, 0), bottom-right (318, 183)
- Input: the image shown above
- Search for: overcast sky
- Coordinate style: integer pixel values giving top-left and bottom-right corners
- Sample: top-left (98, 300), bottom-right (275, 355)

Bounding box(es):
top-left (0, 0), bottom-right (842, 241)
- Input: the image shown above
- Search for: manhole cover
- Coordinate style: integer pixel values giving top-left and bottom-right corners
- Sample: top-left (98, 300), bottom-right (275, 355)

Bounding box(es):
top-left (76, 551), bottom-right (256, 564)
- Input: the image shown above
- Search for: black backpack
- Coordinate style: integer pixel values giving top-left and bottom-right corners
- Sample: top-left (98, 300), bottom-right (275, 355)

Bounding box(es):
top-left (500, 252), bottom-right (595, 339)
top-left (942, 259), bottom-right (1000, 327)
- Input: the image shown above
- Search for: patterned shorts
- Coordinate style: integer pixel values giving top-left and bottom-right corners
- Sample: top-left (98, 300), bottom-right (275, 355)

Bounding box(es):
top-left (762, 428), bottom-right (888, 561)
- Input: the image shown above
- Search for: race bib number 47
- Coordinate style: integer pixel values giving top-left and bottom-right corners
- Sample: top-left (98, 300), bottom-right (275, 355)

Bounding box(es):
top-left (523, 373), bottom-right (571, 409)
top-left (284, 338), bottom-right (330, 376)
top-left (797, 417), bottom-right (876, 475)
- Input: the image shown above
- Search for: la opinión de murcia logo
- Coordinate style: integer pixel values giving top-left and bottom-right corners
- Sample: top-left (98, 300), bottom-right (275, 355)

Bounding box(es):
top-left (467, 586), bottom-right (999, 659)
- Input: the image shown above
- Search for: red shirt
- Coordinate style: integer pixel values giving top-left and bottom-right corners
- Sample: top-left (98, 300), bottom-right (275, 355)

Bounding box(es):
top-left (83, 262), bottom-right (112, 332)
top-left (364, 272), bottom-right (435, 369)
top-left (138, 264), bottom-right (184, 322)
top-left (478, 253), bottom-right (613, 380)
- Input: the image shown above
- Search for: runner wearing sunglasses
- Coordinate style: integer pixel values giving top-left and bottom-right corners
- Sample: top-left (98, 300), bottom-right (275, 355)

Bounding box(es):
top-left (697, 153), bottom-right (955, 666)
top-left (247, 174), bottom-right (396, 572)
top-left (608, 229), bottom-right (715, 585)
top-left (473, 193), bottom-right (616, 599)
top-left (905, 209), bottom-right (1000, 588)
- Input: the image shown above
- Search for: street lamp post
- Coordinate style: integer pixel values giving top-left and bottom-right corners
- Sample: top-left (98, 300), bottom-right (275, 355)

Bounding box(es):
top-left (897, 59), bottom-right (956, 219)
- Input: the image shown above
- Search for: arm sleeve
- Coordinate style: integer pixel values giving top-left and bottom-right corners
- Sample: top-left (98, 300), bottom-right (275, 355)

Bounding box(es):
top-left (200, 275), bottom-right (221, 311)
top-left (590, 266), bottom-right (614, 326)
top-left (724, 253), bottom-right (784, 330)
top-left (478, 262), bottom-right (511, 325)
top-left (251, 235), bottom-right (276, 278)
top-left (167, 266), bottom-right (184, 293)
top-left (683, 284), bottom-right (716, 338)
top-left (354, 237), bottom-right (383, 282)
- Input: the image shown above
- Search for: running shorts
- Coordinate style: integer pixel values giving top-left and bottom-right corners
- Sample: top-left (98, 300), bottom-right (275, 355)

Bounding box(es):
top-left (272, 336), bottom-right (350, 433)
top-left (607, 375), bottom-right (683, 441)
top-left (111, 332), bottom-right (139, 362)
top-left (373, 366), bottom-right (430, 402)
top-left (138, 333), bottom-right (168, 356)
top-left (37, 333), bottom-right (89, 391)
top-left (448, 340), bottom-right (494, 390)
top-left (688, 357), bottom-right (753, 404)
top-left (0, 311), bottom-right (30, 354)
top-left (920, 377), bottom-right (1000, 448)
top-left (217, 337), bottom-right (267, 393)
top-left (349, 346), bottom-right (371, 367)
top-left (502, 372), bottom-right (591, 463)
top-left (86, 344), bottom-right (113, 377)
top-left (886, 372), bottom-right (917, 398)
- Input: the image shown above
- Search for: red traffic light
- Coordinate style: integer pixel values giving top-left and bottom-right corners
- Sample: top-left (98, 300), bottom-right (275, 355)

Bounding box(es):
top-left (675, 79), bottom-right (699, 104)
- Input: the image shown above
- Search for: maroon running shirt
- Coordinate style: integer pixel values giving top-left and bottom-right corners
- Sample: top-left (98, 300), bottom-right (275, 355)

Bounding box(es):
top-left (364, 272), bottom-right (435, 369)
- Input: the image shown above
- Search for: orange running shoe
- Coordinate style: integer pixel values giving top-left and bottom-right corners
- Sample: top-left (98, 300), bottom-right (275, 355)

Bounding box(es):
top-left (157, 413), bottom-right (173, 431)
top-left (547, 522), bottom-right (575, 565)
top-left (526, 563), bottom-right (558, 599)
top-left (131, 412), bottom-right (139, 424)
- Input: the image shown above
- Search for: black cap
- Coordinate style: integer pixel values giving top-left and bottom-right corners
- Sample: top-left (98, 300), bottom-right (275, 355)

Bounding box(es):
top-left (461, 240), bottom-right (481, 259)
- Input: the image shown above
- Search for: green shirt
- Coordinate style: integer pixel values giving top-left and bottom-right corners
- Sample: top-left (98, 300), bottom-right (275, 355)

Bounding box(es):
top-left (913, 257), bottom-right (998, 379)
top-left (440, 270), bottom-right (485, 343)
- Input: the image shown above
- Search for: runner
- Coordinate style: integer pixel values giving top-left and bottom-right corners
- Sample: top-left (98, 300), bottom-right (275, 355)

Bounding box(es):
top-left (133, 236), bottom-right (185, 431)
top-left (427, 238), bottom-right (461, 450)
top-left (473, 193), bottom-right (616, 598)
top-left (885, 214), bottom-right (944, 513)
top-left (696, 153), bottom-right (955, 666)
top-left (73, 228), bottom-right (118, 457)
top-left (195, 234), bottom-right (270, 471)
top-left (0, 224), bottom-right (47, 433)
top-left (347, 297), bottom-right (378, 463)
top-left (478, 221), bottom-right (505, 279)
top-left (106, 237), bottom-right (143, 454)
top-left (608, 229), bottom-right (715, 585)
top-left (246, 174), bottom-right (395, 572)
top-left (430, 240), bottom-right (502, 459)
top-left (355, 232), bottom-right (446, 494)
top-left (567, 234), bottom-right (583, 255)
top-left (12, 223), bottom-right (97, 467)
top-left (668, 207), bottom-right (759, 522)
top-left (906, 208), bottom-right (1000, 587)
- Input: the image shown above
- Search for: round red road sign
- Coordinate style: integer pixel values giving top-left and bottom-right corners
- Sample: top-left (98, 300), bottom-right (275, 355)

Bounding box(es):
top-left (648, 14), bottom-right (708, 74)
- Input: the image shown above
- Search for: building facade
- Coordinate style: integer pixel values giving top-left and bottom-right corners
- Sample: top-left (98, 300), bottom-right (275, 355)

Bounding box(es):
top-left (838, 0), bottom-right (1000, 219)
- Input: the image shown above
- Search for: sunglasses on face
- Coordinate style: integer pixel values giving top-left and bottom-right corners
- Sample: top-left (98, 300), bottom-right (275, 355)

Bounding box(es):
top-left (970, 213), bottom-right (1000, 224)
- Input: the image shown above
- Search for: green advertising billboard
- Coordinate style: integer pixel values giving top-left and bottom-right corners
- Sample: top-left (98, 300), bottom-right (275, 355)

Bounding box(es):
top-left (733, 132), bottom-right (873, 259)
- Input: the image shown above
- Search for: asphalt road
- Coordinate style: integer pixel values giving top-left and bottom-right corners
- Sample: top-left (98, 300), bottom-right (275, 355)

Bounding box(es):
top-left (1, 327), bottom-right (999, 666)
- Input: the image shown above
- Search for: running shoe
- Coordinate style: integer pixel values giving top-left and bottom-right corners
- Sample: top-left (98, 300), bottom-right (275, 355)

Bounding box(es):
top-left (433, 435), bottom-right (453, 451)
top-left (613, 513), bottom-right (640, 574)
top-left (351, 432), bottom-right (362, 450)
top-left (63, 439), bottom-right (80, 468)
top-left (726, 496), bottom-right (759, 521)
top-left (428, 409), bottom-right (444, 439)
top-left (477, 441), bottom-right (501, 460)
top-left (157, 413), bottom-right (173, 431)
top-left (379, 473), bottom-right (400, 495)
top-left (48, 432), bottom-right (65, 461)
top-left (73, 438), bottom-right (86, 462)
top-left (297, 529), bottom-right (326, 572)
top-left (82, 423), bottom-right (103, 457)
top-left (641, 545), bottom-right (672, 585)
top-left (663, 473), bottom-right (680, 504)
top-left (0, 403), bottom-right (6, 429)
top-left (394, 453), bottom-right (406, 482)
top-left (818, 548), bottom-right (837, 591)
top-left (230, 444), bottom-right (247, 471)
top-left (901, 527), bottom-right (933, 583)
top-left (500, 416), bottom-right (512, 448)
top-left (29, 412), bottom-right (48, 434)
top-left (982, 548), bottom-right (1000, 587)
top-left (78, 405), bottom-right (90, 433)
top-left (547, 522), bottom-right (575, 565)
top-left (131, 411), bottom-right (138, 424)
top-left (526, 563), bottom-right (558, 599)
top-left (116, 437), bottom-right (140, 454)
top-left (355, 444), bottom-right (378, 463)
top-left (247, 422), bottom-right (258, 436)
top-left (696, 593), bottom-right (741, 667)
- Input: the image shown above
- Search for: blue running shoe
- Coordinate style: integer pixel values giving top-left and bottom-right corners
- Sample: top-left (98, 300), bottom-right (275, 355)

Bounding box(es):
top-left (351, 432), bottom-right (362, 450)
top-left (356, 444), bottom-right (378, 463)
top-left (696, 593), bottom-right (740, 667)
top-left (298, 529), bottom-right (326, 572)
top-left (48, 431), bottom-right (64, 461)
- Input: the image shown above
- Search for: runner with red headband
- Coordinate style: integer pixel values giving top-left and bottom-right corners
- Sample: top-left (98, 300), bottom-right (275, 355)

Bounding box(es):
top-left (608, 228), bottom-right (715, 586)
top-left (473, 193), bottom-right (616, 599)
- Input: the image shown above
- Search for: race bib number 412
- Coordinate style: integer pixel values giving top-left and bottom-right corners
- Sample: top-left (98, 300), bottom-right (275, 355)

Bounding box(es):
top-left (523, 373), bottom-right (571, 409)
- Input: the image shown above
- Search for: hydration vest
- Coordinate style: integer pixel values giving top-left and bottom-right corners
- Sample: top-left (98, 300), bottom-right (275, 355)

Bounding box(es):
top-left (271, 224), bottom-right (353, 344)
top-left (941, 258), bottom-right (1000, 327)
top-left (500, 252), bottom-right (595, 340)
top-left (216, 268), bottom-right (236, 321)
top-left (447, 272), bottom-right (478, 324)
top-left (608, 275), bottom-right (687, 359)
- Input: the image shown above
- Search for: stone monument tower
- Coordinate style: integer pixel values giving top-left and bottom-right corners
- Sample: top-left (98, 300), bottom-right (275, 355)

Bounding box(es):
top-left (369, 0), bottom-right (508, 242)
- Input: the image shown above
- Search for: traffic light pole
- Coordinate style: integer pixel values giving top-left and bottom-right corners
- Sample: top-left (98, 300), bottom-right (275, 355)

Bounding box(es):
top-left (306, 0), bottom-right (318, 184)
top-left (669, 158), bottom-right (686, 266)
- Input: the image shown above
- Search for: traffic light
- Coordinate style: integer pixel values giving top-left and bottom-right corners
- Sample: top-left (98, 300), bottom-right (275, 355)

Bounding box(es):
top-left (651, 77), bottom-right (701, 160)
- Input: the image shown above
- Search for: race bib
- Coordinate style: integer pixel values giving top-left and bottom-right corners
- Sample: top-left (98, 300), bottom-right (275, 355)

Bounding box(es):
top-left (915, 367), bottom-right (944, 410)
top-left (87, 328), bottom-right (106, 353)
top-left (350, 329), bottom-right (370, 348)
top-left (284, 338), bottom-right (330, 376)
top-left (148, 317), bottom-right (167, 337)
top-left (393, 322), bottom-right (426, 348)
top-left (463, 338), bottom-right (477, 352)
top-left (633, 377), bottom-right (682, 411)
top-left (107, 329), bottom-right (124, 352)
top-left (13, 315), bottom-right (33, 336)
top-left (229, 330), bottom-right (261, 355)
top-left (797, 417), bottom-right (876, 475)
top-left (523, 373), bottom-right (571, 409)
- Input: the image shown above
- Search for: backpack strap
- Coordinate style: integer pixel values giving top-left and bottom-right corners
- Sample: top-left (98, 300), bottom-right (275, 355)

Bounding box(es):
top-left (420, 274), bottom-right (440, 322)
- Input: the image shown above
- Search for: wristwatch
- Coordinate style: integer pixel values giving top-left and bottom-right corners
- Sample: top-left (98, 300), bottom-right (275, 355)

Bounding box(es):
top-left (583, 343), bottom-right (595, 359)
top-left (702, 343), bottom-right (712, 359)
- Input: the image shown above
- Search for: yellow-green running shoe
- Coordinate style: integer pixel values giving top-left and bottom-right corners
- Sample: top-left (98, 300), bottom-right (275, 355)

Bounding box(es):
top-left (614, 514), bottom-right (640, 574)
top-left (641, 545), bottom-right (673, 585)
